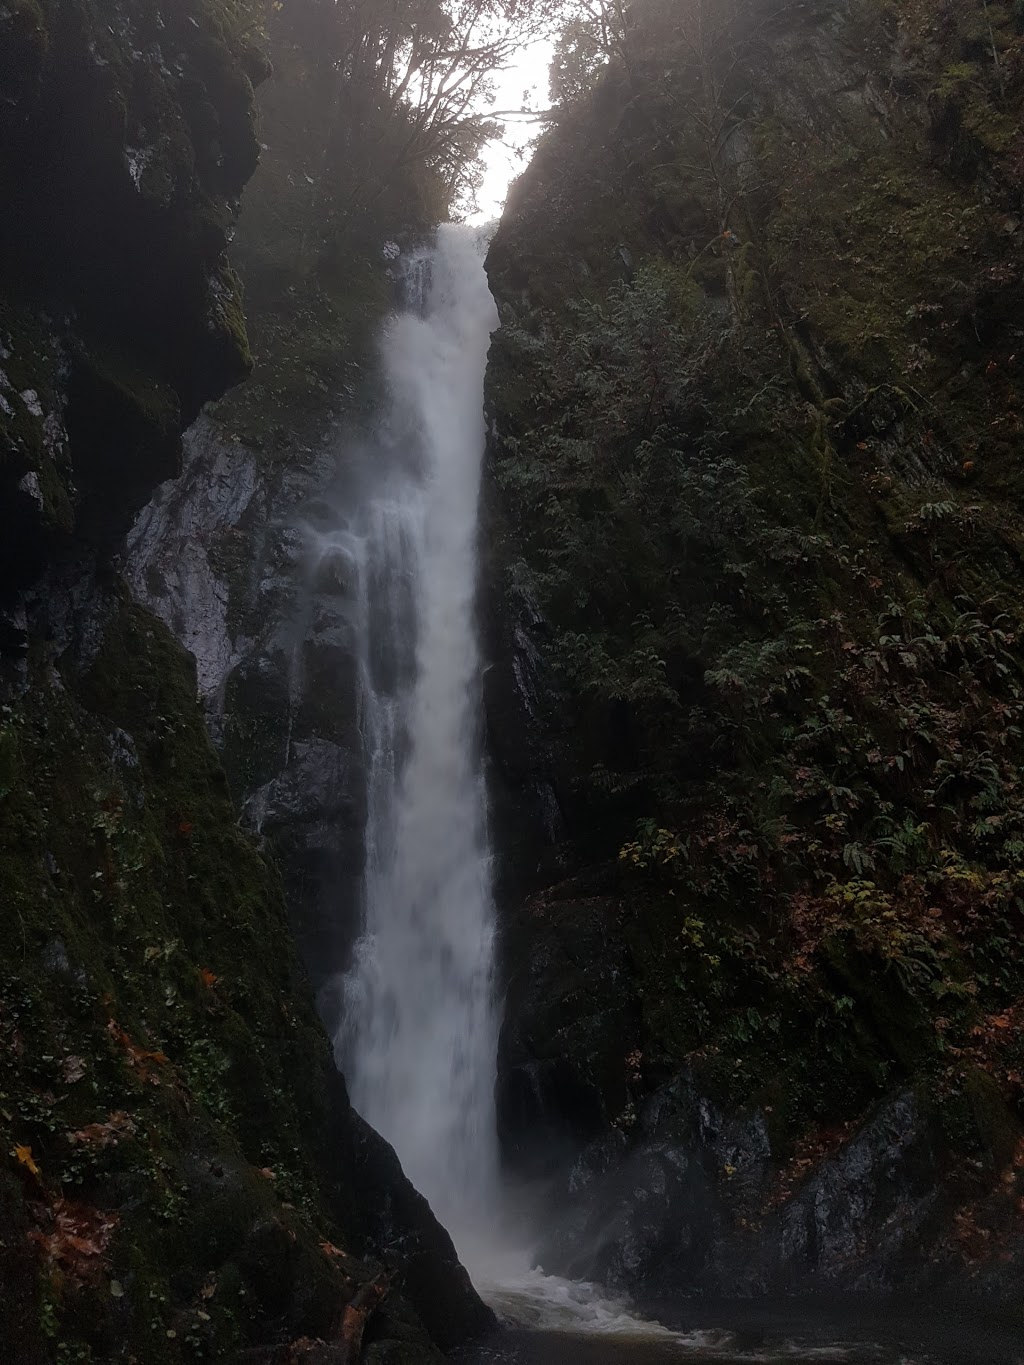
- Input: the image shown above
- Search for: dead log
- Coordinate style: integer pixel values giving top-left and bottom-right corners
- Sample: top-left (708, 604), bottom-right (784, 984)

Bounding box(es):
top-left (338, 1270), bottom-right (391, 1363)
top-left (236, 1271), bottom-right (391, 1365)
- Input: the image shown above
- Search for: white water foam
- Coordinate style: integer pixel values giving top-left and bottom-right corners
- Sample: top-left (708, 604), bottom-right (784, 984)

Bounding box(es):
top-left (466, 1247), bottom-right (877, 1359)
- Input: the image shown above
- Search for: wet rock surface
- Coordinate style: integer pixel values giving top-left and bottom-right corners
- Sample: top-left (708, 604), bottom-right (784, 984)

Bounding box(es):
top-left (499, 872), bottom-right (1024, 1314)
top-left (540, 1081), bottom-right (947, 1298)
top-left (497, 887), bottom-right (642, 1182)
top-left (127, 416), bottom-right (368, 998)
top-left (1, 565), bottom-right (493, 1361)
top-left (0, 0), bottom-right (260, 590)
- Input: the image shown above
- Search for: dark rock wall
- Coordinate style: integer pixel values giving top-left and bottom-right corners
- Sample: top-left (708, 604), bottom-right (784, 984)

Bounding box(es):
top-left (125, 412), bottom-right (380, 1028)
top-left (0, 0), bottom-right (258, 587)
top-left (124, 6), bottom-right (445, 1015)
top-left (0, 2), bottom-right (491, 1360)
top-left (0, 581), bottom-right (488, 1362)
top-left (483, 0), bottom-right (1024, 1310)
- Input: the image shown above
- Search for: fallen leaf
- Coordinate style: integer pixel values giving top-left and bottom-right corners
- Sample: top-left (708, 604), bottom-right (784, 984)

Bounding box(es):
top-left (27, 1198), bottom-right (119, 1284)
top-left (62, 1056), bottom-right (87, 1084)
top-left (106, 1020), bottom-right (169, 1081)
top-left (199, 968), bottom-right (218, 990)
top-left (12, 1145), bottom-right (40, 1178)
top-left (67, 1112), bottom-right (136, 1150)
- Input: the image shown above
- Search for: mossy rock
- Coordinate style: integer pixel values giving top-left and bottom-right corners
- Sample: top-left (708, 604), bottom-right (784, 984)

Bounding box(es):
top-left (0, 582), bottom-right (490, 1360)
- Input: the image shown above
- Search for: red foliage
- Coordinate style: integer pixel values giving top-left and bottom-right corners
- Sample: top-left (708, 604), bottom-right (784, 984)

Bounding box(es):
top-left (27, 1198), bottom-right (119, 1285)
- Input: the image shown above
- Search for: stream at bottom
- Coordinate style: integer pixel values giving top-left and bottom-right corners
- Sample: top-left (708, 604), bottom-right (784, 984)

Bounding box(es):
top-left (454, 1257), bottom-right (1023, 1365)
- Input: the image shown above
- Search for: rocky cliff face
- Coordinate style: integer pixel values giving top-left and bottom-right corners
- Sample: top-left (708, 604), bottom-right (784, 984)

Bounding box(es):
top-left (484, 0), bottom-right (1024, 1312)
top-left (0, 3), bottom-right (491, 1361)
top-left (0, 0), bottom-right (260, 588)
top-left (122, 4), bottom-right (447, 1022)
top-left (125, 416), bottom-right (370, 1022)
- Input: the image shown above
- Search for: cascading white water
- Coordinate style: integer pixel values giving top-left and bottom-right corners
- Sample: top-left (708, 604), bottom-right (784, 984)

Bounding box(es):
top-left (339, 223), bottom-right (501, 1240)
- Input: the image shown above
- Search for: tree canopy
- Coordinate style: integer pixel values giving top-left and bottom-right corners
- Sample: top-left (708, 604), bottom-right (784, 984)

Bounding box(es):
top-left (275, 0), bottom-right (569, 209)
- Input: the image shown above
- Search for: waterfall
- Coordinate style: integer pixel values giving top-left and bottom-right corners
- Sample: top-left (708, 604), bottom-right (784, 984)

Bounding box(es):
top-left (316, 228), bottom-right (888, 1361)
top-left (324, 225), bottom-right (686, 1345)
top-left (338, 224), bottom-right (501, 1241)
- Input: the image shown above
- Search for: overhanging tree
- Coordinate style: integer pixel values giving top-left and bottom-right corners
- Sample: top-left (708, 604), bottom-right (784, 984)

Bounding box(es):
top-left (277, 0), bottom-right (567, 211)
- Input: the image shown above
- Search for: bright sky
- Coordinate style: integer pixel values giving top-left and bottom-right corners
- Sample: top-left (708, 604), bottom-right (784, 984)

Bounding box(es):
top-left (468, 39), bottom-right (554, 223)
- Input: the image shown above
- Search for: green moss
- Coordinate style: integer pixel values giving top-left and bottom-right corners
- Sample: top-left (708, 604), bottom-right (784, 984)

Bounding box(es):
top-left (211, 262), bottom-right (253, 375)
top-left (0, 595), bottom-right (376, 1359)
top-left (937, 61), bottom-right (985, 94)
top-left (77, 344), bottom-right (181, 436)
top-left (962, 1065), bottom-right (1022, 1170)
top-left (212, 245), bottom-right (392, 449)
top-left (0, 721), bottom-right (20, 800)
top-left (485, 0), bottom-right (1024, 1180)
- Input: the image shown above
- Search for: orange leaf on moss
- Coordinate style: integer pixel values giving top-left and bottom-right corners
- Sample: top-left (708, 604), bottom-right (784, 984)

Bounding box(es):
top-left (67, 1112), bottom-right (136, 1150)
top-left (106, 1020), bottom-right (169, 1081)
top-left (12, 1145), bottom-right (40, 1178)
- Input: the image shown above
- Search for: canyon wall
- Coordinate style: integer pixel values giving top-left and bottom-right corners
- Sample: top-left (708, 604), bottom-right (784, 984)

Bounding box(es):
top-left (484, 0), bottom-right (1024, 1311)
top-left (0, 3), bottom-right (491, 1360)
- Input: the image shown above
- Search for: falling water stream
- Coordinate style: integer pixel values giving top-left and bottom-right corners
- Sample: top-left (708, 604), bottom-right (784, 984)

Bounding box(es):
top-left (340, 225), bottom-right (501, 1239)
top-left (324, 227), bottom-right (973, 1364)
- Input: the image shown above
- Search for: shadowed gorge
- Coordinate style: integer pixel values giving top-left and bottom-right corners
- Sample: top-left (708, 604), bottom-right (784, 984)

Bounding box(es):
top-left (3, 0), bottom-right (1024, 1362)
